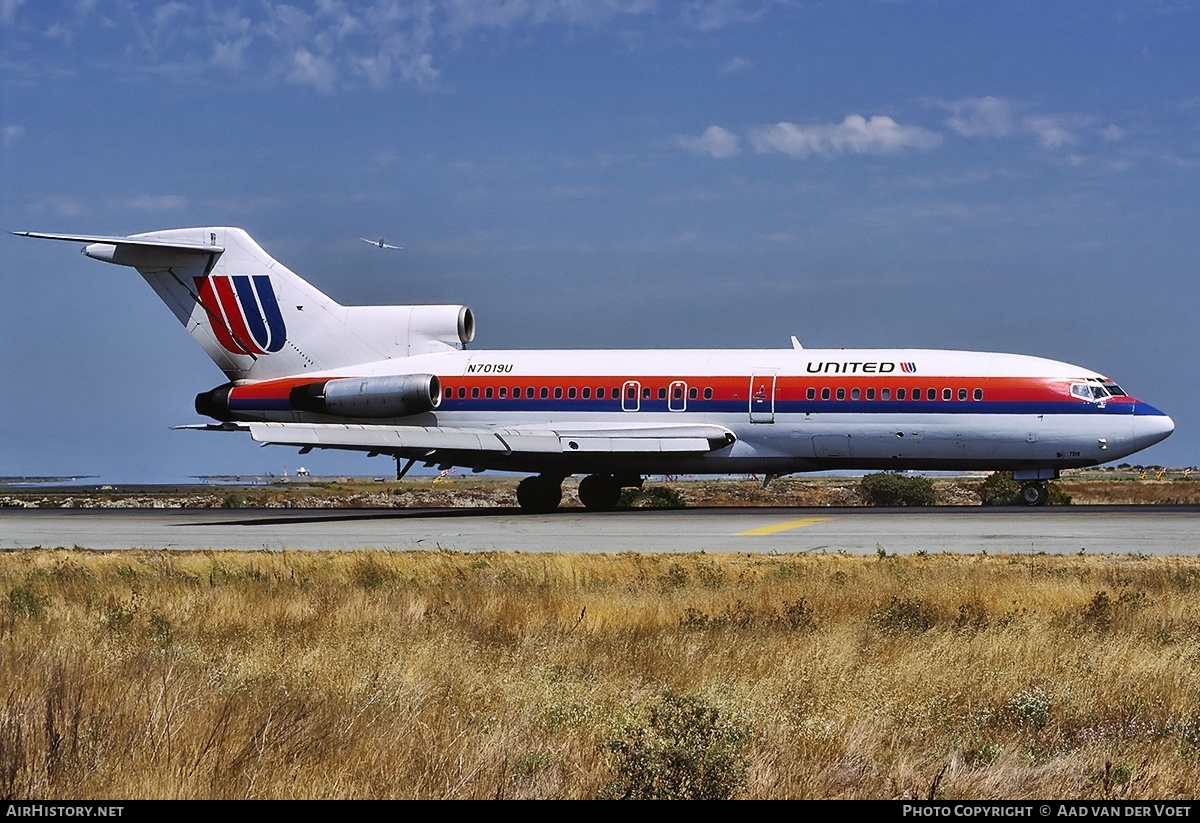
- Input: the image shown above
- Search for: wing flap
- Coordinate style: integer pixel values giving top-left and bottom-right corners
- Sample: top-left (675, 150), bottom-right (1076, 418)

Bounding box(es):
top-left (182, 421), bottom-right (735, 456)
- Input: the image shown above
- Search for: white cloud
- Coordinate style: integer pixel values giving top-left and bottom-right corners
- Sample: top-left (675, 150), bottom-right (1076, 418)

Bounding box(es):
top-left (721, 56), bottom-right (751, 73)
top-left (940, 96), bottom-right (1100, 151)
top-left (1, 124), bottom-right (25, 146)
top-left (1023, 114), bottom-right (1087, 149)
top-left (130, 195), bottom-right (188, 211)
top-left (287, 47), bottom-right (338, 93)
top-left (0, 0), bottom-right (27, 26)
top-left (675, 125), bottom-right (741, 159)
top-left (6, 1), bottom-right (724, 91)
top-left (942, 96), bottom-right (1016, 138)
top-left (749, 115), bottom-right (942, 159)
top-left (680, 0), bottom-right (769, 32)
top-left (1100, 124), bottom-right (1125, 142)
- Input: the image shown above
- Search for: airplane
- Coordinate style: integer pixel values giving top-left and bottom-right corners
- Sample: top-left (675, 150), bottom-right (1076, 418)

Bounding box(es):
top-left (360, 237), bottom-right (402, 250)
top-left (14, 226), bottom-right (1174, 510)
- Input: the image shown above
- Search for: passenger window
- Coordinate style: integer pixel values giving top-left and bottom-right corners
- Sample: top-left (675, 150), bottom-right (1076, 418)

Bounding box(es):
top-left (866, 388), bottom-right (875, 400)
top-left (657, 387), bottom-right (667, 400)
top-left (554, 387), bottom-right (563, 399)
top-left (444, 387), bottom-right (453, 399)
top-left (973, 388), bottom-right (983, 401)
top-left (484, 387), bottom-right (493, 399)
top-left (688, 387), bottom-right (698, 399)
top-left (582, 387), bottom-right (591, 399)
top-left (471, 387), bottom-right (480, 399)
top-left (896, 388), bottom-right (905, 400)
top-left (821, 387), bottom-right (830, 400)
top-left (540, 387), bottom-right (549, 399)
top-left (597, 387), bottom-right (605, 400)
top-left (806, 387), bottom-right (815, 400)
top-left (499, 387), bottom-right (507, 399)
top-left (512, 387), bottom-right (522, 399)
top-left (836, 388), bottom-right (845, 400)
top-left (881, 388), bottom-right (891, 400)
top-left (703, 388), bottom-right (713, 400)
top-left (942, 388), bottom-right (951, 401)
top-left (642, 387), bottom-right (651, 399)
top-left (958, 388), bottom-right (967, 401)
top-left (567, 387), bottom-right (576, 399)
top-left (673, 385), bottom-right (683, 400)
top-left (851, 388), bottom-right (860, 400)
top-left (458, 387), bottom-right (466, 399)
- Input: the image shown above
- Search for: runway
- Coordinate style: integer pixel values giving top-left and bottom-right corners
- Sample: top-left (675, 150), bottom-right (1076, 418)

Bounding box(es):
top-left (2, 505), bottom-right (1198, 554)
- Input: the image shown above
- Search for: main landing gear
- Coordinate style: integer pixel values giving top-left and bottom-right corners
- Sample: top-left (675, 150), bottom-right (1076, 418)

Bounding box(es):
top-left (1020, 481), bottom-right (1048, 506)
top-left (516, 475), bottom-right (563, 513)
top-left (516, 474), bottom-right (640, 512)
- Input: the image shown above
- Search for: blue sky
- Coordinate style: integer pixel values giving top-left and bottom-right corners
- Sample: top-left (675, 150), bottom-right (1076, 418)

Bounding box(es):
top-left (2, 0), bottom-right (1196, 483)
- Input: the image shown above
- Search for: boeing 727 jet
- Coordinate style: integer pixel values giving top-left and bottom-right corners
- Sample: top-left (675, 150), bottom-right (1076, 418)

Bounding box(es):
top-left (16, 227), bottom-right (1174, 510)
top-left (360, 237), bottom-right (402, 249)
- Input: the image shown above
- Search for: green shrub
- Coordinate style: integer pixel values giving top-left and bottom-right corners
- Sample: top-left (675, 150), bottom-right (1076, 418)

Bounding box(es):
top-left (871, 595), bottom-right (936, 635)
top-left (8, 584), bottom-right (45, 619)
top-left (858, 472), bottom-right (935, 506)
top-left (617, 486), bottom-right (686, 509)
top-left (598, 691), bottom-right (751, 799)
top-left (979, 471), bottom-right (1023, 505)
top-left (978, 472), bottom-right (1072, 505)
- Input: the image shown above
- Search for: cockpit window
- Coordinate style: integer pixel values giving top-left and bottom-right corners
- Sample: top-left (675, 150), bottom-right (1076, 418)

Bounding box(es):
top-left (1103, 381), bottom-right (1127, 397)
top-left (1073, 381), bottom-right (1116, 401)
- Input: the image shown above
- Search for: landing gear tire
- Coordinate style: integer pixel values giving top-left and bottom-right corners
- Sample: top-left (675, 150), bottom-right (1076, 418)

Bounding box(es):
top-left (516, 475), bottom-right (563, 513)
top-left (1021, 482), bottom-right (1047, 506)
top-left (578, 474), bottom-right (623, 511)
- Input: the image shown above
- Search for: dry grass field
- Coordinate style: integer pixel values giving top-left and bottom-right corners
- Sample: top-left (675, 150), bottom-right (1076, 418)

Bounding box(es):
top-left (5, 549), bottom-right (1200, 799)
top-left (4, 470), bottom-right (1200, 509)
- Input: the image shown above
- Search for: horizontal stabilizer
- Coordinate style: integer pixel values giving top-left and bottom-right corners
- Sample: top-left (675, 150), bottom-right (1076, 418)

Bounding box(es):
top-left (11, 231), bottom-right (223, 254)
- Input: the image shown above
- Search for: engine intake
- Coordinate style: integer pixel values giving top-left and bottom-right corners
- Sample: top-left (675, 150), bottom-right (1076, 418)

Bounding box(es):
top-left (289, 374), bottom-right (441, 418)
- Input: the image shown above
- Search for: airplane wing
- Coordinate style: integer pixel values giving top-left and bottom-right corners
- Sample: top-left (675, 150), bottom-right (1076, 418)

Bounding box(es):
top-left (179, 420), bottom-right (736, 462)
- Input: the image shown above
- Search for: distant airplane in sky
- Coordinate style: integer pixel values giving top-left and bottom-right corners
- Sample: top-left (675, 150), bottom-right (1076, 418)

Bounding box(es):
top-left (15, 226), bottom-right (1174, 510)
top-left (360, 237), bottom-right (401, 249)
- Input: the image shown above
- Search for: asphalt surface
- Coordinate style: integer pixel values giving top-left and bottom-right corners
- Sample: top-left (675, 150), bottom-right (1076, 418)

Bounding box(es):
top-left (2, 505), bottom-right (1199, 554)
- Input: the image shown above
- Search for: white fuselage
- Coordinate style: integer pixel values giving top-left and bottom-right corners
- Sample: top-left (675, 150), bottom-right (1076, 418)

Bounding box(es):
top-left (219, 346), bottom-right (1175, 477)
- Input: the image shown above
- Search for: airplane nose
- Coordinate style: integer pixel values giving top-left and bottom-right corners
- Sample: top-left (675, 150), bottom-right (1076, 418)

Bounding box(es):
top-left (1132, 403), bottom-right (1174, 449)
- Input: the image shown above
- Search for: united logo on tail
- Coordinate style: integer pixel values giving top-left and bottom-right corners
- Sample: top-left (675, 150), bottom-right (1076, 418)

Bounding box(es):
top-left (194, 274), bottom-right (286, 355)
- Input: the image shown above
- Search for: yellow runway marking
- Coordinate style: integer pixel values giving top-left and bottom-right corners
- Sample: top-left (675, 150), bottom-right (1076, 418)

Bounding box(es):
top-left (738, 517), bottom-right (831, 536)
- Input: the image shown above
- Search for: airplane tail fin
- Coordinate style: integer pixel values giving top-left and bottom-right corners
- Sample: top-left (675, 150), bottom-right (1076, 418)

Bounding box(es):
top-left (15, 227), bottom-right (474, 382)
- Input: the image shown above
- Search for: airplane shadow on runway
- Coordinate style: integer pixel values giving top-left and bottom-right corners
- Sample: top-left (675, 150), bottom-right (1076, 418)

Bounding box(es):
top-left (197, 503), bottom-right (1200, 528)
top-left (196, 506), bottom-right (645, 527)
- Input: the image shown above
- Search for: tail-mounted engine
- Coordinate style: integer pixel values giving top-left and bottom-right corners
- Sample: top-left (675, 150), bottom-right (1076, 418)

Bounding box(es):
top-left (290, 374), bottom-right (441, 418)
top-left (345, 304), bottom-right (475, 356)
top-left (196, 374), bottom-right (441, 421)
